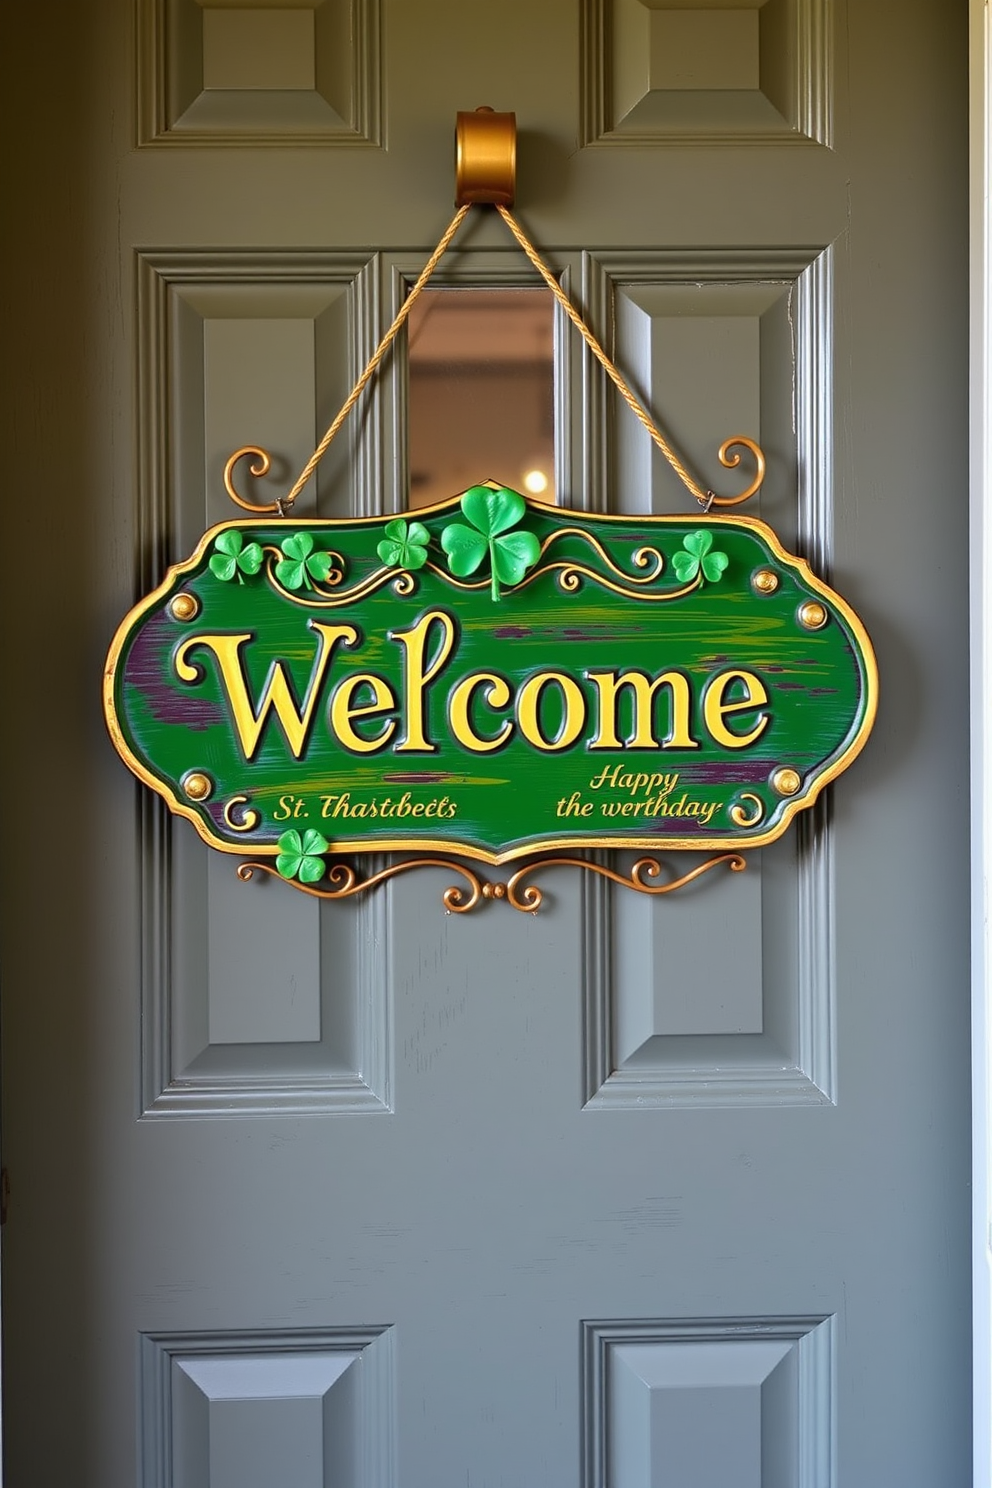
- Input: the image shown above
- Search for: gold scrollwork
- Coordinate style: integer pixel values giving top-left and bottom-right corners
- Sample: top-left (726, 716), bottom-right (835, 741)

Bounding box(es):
top-left (237, 852), bottom-right (746, 913)
top-left (223, 795), bottom-right (260, 832)
top-left (230, 512), bottom-right (731, 612)
top-left (236, 857), bottom-right (484, 913)
top-left (261, 535), bottom-right (687, 612)
top-left (533, 527), bottom-right (664, 585)
top-left (729, 793), bottom-right (764, 828)
top-left (503, 852), bottom-right (746, 912)
top-left (541, 561), bottom-right (697, 602)
top-left (263, 553), bottom-right (410, 609)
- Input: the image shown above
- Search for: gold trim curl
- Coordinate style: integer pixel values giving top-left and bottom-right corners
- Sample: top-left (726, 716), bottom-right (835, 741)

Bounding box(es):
top-left (224, 446), bottom-right (283, 514)
top-left (223, 795), bottom-right (259, 832)
top-left (729, 793), bottom-right (764, 828)
top-left (705, 437), bottom-right (766, 508)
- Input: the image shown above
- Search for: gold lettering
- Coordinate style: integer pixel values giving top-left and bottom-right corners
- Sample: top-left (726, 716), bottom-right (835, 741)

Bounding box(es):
top-left (448, 672), bottom-right (514, 752)
top-left (175, 623), bottom-right (358, 760)
top-left (329, 673), bottom-right (397, 754)
top-left (392, 610), bottom-right (456, 753)
top-left (517, 672), bottom-right (586, 752)
top-left (587, 669), bottom-right (698, 749)
top-left (703, 669), bottom-right (770, 749)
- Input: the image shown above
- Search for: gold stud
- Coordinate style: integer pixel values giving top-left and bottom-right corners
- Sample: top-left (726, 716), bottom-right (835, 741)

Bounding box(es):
top-left (798, 600), bottom-right (828, 630)
top-left (170, 593), bottom-right (199, 621)
top-left (183, 772), bottom-right (213, 802)
top-left (751, 568), bottom-right (779, 595)
top-left (771, 767), bottom-right (802, 797)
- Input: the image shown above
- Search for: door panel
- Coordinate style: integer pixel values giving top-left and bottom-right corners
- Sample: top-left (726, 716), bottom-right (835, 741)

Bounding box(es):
top-left (585, 1317), bottom-right (832, 1488)
top-left (140, 1326), bottom-right (395, 1486)
top-left (138, 0), bottom-right (381, 146)
top-left (585, 0), bottom-right (831, 146)
top-left (139, 252), bottom-right (392, 1117)
top-left (1, 1), bottom-right (971, 1485)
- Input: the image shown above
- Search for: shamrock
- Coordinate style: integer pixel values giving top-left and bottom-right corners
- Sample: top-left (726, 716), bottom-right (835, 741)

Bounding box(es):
top-left (275, 532), bottom-right (336, 591)
top-left (209, 530), bottom-right (263, 584)
top-left (671, 529), bottom-right (729, 585)
top-left (275, 828), bottom-right (329, 885)
top-left (377, 517), bottom-right (430, 571)
top-left (440, 485), bottom-right (540, 602)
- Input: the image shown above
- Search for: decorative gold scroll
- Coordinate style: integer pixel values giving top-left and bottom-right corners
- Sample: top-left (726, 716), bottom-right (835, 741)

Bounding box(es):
top-left (236, 851), bottom-right (746, 914)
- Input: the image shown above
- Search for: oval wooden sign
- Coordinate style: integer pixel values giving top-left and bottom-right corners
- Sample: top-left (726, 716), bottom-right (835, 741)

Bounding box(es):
top-left (104, 487), bottom-right (877, 883)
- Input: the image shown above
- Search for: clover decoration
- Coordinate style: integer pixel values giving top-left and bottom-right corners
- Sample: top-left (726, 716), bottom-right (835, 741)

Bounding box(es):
top-left (274, 532), bottom-right (336, 591)
top-left (377, 518), bottom-right (430, 572)
top-left (672, 529), bottom-right (729, 586)
top-left (209, 530), bottom-right (264, 584)
top-left (276, 828), bottom-right (329, 885)
top-left (441, 486), bottom-right (540, 602)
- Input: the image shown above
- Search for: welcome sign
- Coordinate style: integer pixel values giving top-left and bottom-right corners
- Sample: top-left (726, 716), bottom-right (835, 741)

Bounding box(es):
top-left (104, 486), bottom-right (876, 894)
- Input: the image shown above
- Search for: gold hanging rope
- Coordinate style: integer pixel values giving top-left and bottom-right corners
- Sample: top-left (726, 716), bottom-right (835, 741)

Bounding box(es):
top-left (494, 205), bottom-right (764, 508)
top-left (225, 203), bottom-right (472, 515)
top-left (224, 113), bottom-right (764, 516)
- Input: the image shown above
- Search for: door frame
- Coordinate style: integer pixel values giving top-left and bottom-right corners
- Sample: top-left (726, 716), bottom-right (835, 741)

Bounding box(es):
top-left (971, 3), bottom-right (991, 1483)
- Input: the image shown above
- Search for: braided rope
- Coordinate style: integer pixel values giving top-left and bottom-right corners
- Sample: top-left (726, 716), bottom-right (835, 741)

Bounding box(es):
top-left (282, 204), bottom-right (471, 510)
top-left (495, 205), bottom-right (707, 503)
top-left (271, 200), bottom-right (761, 513)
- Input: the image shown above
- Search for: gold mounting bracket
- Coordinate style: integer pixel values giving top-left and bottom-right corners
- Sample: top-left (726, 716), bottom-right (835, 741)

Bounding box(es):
top-left (455, 106), bottom-right (516, 206)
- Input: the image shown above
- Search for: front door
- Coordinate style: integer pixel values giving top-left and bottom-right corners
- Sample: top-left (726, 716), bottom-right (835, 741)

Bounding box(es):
top-left (1, 1), bottom-right (972, 1484)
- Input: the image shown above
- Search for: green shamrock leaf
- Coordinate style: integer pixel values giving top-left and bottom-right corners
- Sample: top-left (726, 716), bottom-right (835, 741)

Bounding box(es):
top-left (276, 827), bottom-right (329, 885)
top-left (440, 486), bottom-right (541, 601)
top-left (209, 529), bottom-right (264, 584)
top-left (376, 517), bottom-right (430, 571)
top-left (275, 532), bottom-right (334, 591)
top-left (671, 529), bottom-right (729, 586)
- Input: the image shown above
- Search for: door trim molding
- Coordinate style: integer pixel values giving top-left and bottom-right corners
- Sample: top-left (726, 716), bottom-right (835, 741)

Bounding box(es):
top-left (970, 3), bottom-right (991, 1483)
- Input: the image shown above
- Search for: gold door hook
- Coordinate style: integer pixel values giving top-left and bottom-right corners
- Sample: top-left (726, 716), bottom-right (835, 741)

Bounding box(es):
top-left (455, 106), bottom-right (516, 206)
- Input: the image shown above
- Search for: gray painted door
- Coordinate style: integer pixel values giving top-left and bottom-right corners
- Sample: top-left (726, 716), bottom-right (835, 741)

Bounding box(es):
top-left (1, 1), bottom-right (972, 1484)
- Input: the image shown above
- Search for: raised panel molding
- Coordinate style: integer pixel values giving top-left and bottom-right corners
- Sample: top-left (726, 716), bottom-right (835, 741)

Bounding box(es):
top-left (580, 247), bottom-right (837, 1107)
top-left (135, 250), bottom-right (392, 1117)
top-left (140, 793), bottom-right (392, 1117)
top-left (135, 249), bottom-right (386, 574)
top-left (581, 1316), bottom-right (834, 1488)
top-left (140, 1327), bottom-right (395, 1487)
top-left (137, 0), bottom-right (382, 146)
top-left (579, 0), bottom-right (831, 147)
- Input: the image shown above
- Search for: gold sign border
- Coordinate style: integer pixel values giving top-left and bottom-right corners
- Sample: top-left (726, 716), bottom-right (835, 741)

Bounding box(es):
top-left (103, 497), bottom-right (878, 866)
